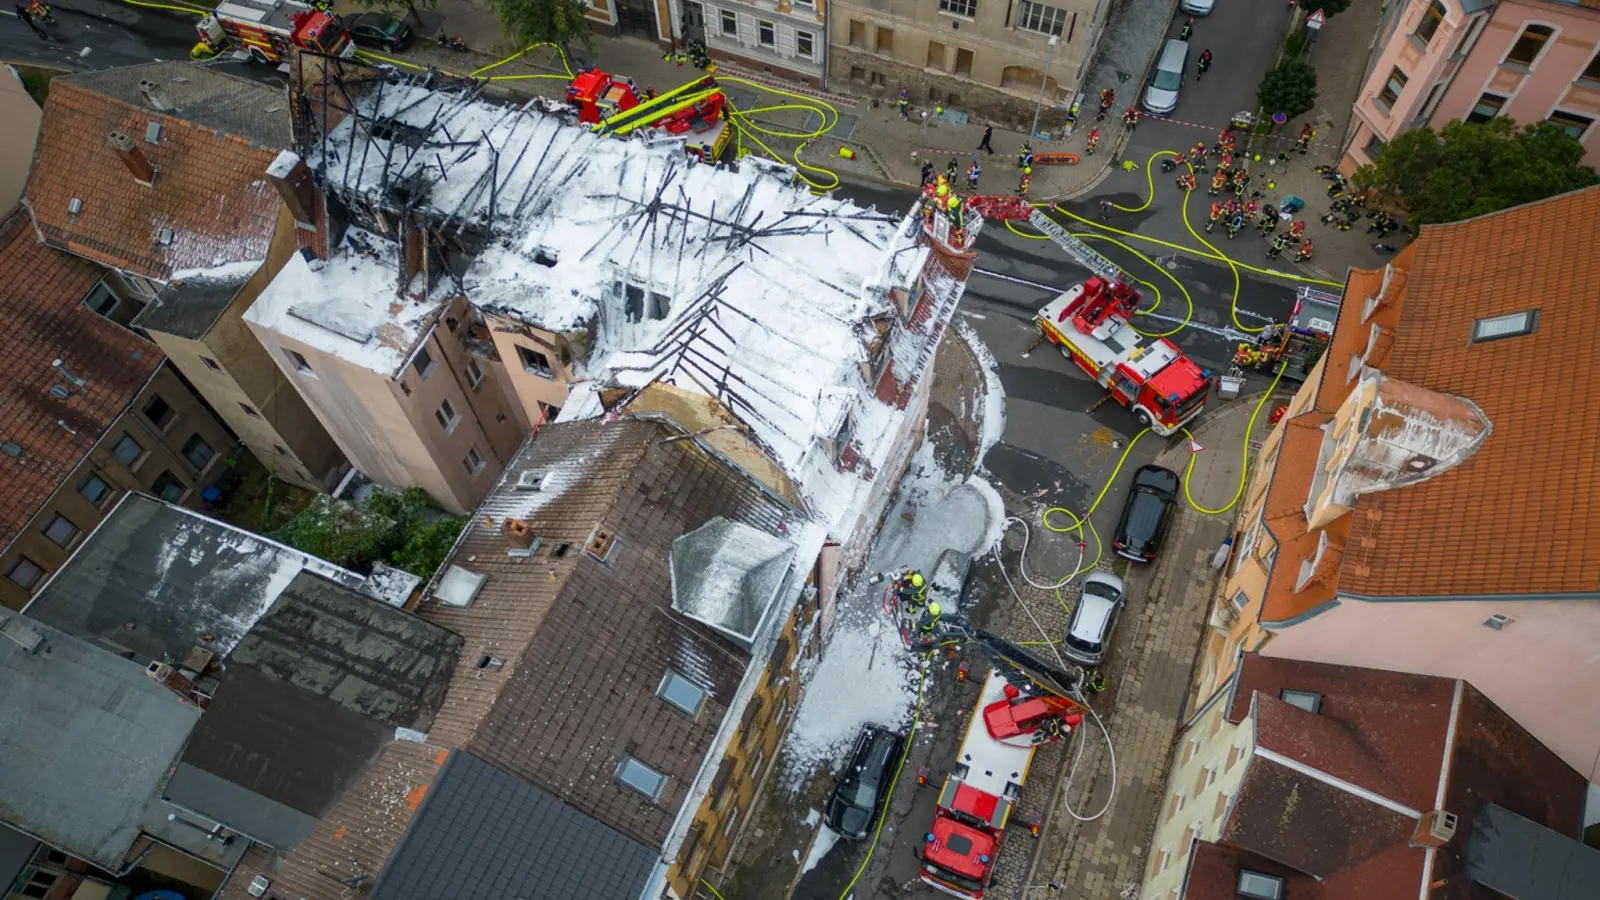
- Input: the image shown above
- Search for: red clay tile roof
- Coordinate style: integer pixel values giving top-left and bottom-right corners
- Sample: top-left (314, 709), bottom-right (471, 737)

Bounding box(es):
top-left (0, 213), bottom-right (162, 547)
top-left (1181, 841), bottom-right (1324, 900)
top-left (24, 66), bottom-right (283, 281)
top-left (1333, 187), bottom-right (1600, 598)
top-left (1259, 416), bottom-right (1337, 624)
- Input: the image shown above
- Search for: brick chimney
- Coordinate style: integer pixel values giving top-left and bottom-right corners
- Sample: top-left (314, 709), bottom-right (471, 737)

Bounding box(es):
top-left (138, 78), bottom-right (174, 112)
top-left (266, 150), bottom-right (318, 229)
top-left (108, 132), bottom-right (156, 185)
top-left (1410, 809), bottom-right (1459, 848)
top-left (502, 518), bottom-right (536, 550)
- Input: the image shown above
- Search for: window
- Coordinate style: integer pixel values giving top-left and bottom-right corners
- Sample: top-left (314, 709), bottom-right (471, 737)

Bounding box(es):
top-left (1548, 110), bottom-right (1595, 140)
top-left (465, 358), bottom-right (485, 389)
top-left (143, 395), bottom-right (175, 431)
top-left (927, 40), bottom-right (947, 69)
top-left (398, 379), bottom-right (412, 397)
top-left (1154, 849), bottom-right (1170, 874)
top-left (412, 347), bottom-right (437, 380)
top-left (78, 472), bottom-right (111, 506)
top-left (284, 348), bottom-right (315, 375)
top-left (1229, 589), bottom-right (1249, 613)
top-left (955, 47), bottom-right (974, 76)
top-left (1471, 309), bottom-right (1538, 341)
top-left (151, 471), bottom-right (185, 502)
top-left (1583, 49), bottom-right (1600, 84)
top-left (1227, 744), bottom-right (1242, 770)
top-left (848, 19), bottom-right (865, 47)
top-left (83, 282), bottom-right (120, 317)
top-left (17, 868), bottom-right (58, 899)
top-left (239, 403), bottom-right (260, 418)
top-left (517, 344), bottom-right (552, 378)
top-left (201, 356), bottom-right (223, 372)
top-left (1182, 740), bottom-right (1198, 764)
top-left (1238, 870), bottom-right (1285, 900)
top-left (43, 514), bottom-right (80, 547)
top-left (1504, 24), bottom-right (1553, 68)
top-left (446, 316), bottom-right (460, 332)
top-left (1483, 613), bottom-right (1515, 630)
top-left (475, 654), bottom-right (504, 670)
top-left (1166, 791), bottom-right (1186, 821)
top-left (875, 26), bottom-right (893, 54)
top-left (7, 556), bottom-right (44, 589)
top-left (1214, 792), bottom-right (1230, 820)
top-left (182, 434), bottom-right (215, 471)
top-left (1415, 80), bottom-right (1446, 121)
top-left (1017, 0), bottom-right (1067, 36)
top-left (462, 446), bottom-right (485, 474)
top-left (436, 398), bottom-right (460, 433)
top-left (111, 433), bottom-right (145, 467)
top-left (940, 0), bottom-right (976, 16)
top-left (721, 9), bottom-right (736, 35)
top-left (1413, 1), bottom-right (1445, 45)
top-left (1364, 134), bottom-right (1386, 159)
top-left (796, 30), bottom-right (814, 59)
top-left (758, 20), bottom-right (774, 46)
top-left (658, 670), bottom-right (708, 715)
top-left (1465, 91), bottom-right (1506, 123)
top-left (1280, 689), bottom-right (1323, 713)
top-left (1375, 67), bottom-right (1408, 110)
top-left (723, 805), bottom-right (742, 837)
top-left (617, 756), bottom-right (667, 800)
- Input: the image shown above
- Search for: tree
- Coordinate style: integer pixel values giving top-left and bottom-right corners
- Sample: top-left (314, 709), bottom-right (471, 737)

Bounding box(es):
top-left (270, 488), bottom-right (466, 579)
top-left (483, 0), bottom-right (593, 52)
top-left (1356, 117), bottom-right (1599, 230)
top-left (1256, 59), bottom-right (1317, 121)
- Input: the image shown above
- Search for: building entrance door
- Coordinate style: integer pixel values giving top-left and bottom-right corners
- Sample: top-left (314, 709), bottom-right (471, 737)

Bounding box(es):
top-left (616, 0), bottom-right (660, 39)
top-left (681, 0), bottom-right (705, 41)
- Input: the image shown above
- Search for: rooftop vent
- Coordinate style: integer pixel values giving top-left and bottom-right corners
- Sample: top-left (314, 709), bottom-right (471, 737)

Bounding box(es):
top-left (156, 227), bottom-right (175, 246)
top-left (669, 517), bottom-right (796, 651)
top-left (67, 198), bottom-right (83, 216)
top-left (1411, 809), bottom-right (1458, 848)
top-left (516, 470), bottom-right (546, 491)
top-left (138, 78), bottom-right (174, 112)
top-left (434, 565), bottom-right (486, 608)
top-left (0, 441), bottom-right (21, 457)
top-left (0, 616), bottom-right (45, 654)
top-left (587, 527), bottom-right (617, 562)
top-left (145, 121), bottom-right (164, 144)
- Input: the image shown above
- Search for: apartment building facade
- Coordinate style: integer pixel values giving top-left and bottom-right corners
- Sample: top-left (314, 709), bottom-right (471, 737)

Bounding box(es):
top-left (828, 0), bottom-right (1106, 122)
top-left (1343, 0), bottom-right (1600, 172)
top-left (22, 61), bottom-right (345, 491)
top-left (1193, 187), bottom-right (1600, 786)
top-left (679, 0), bottom-right (827, 84)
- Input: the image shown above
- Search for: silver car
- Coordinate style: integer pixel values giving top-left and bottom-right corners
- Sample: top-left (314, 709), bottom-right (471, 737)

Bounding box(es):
top-left (1181, 0), bottom-right (1215, 15)
top-left (1142, 39), bottom-right (1188, 115)
top-left (1062, 571), bottom-right (1126, 667)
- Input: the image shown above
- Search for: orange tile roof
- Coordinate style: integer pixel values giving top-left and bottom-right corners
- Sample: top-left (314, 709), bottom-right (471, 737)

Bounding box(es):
top-left (1338, 187), bottom-right (1600, 598)
top-left (24, 67), bottom-right (283, 281)
top-left (1260, 415), bottom-right (1338, 623)
top-left (0, 213), bottom-right (162, 547)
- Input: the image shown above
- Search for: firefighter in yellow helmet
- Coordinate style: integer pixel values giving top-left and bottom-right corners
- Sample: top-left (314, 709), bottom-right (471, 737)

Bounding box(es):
top-left (895, 570), bottom-right (927, 613)
top-left (919, 601), bottom-right (943, 633)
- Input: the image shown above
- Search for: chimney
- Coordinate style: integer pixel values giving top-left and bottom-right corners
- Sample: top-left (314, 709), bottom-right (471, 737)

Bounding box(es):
top-left (108, 132), bottom-right (156, 185)
top-left (502, 518), bottom-right (536, 550)
top-left (138, 78), bottom-right (174, 112)
top-left (266, 150), bottom-right (319, 229)
top-left (403, 225), bottom-right (426, 282)
top-left (1410, 809), bottom-right (1459, 848)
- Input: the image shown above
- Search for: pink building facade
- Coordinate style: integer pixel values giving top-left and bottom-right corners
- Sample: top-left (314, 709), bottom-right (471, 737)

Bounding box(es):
top-left (1343, 0), bottom-right (1600, 173)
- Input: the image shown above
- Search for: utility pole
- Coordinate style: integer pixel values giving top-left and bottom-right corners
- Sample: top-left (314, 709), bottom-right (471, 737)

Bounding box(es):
top-left (1029, 35), bottom-right (1061, 141)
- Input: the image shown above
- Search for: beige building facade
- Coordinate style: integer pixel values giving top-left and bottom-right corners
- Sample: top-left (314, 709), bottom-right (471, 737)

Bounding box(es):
top-left (0, 66), bottom-right (41, 215)
top-left (828, 0), bottom-right (1107, 123)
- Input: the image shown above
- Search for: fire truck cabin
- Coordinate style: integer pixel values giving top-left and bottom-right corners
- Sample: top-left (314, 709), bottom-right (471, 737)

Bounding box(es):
top-left (200, 0), bottom-right (351, 63)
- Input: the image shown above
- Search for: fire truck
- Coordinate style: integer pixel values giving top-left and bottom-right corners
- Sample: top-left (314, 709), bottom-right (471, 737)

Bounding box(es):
top-left (966, 198), bottom-right (1210, 435)
top-left (1233, 286), bottom-right (1341, 381)
top-left (196, 0), bottom-right (353, 64)
top-left (918, 668), bottom-right (1085, 898)
top-left (567, 70), bottom-right (732, 163)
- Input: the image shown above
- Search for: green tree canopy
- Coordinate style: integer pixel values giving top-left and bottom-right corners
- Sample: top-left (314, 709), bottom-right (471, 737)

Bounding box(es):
top-left (1356, 117), bottom-right (1599, 230)
top-left (270, 488), bottom-right (465, 579)
top-left (483, 0), bottom-right (593, 51)
top-left (1257, 59), bottom-right (1317, 121)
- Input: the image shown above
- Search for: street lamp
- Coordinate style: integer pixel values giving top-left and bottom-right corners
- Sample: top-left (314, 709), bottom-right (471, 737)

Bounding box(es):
top-left (1029, 34), bottom-right (1060, 141)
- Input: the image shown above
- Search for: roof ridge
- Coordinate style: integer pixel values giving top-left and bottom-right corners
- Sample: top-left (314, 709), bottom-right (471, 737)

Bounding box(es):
top-left (1253, 746), bottom-right (1421, 819)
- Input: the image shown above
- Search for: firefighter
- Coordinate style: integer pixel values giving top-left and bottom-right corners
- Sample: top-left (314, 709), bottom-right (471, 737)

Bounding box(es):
top-left (1039, 716), bottom-right (1067, 741)
top-left (1190, 141), bottom-right (1208, 172)
top-left (1018, 166), bottom-right (1033, 196)
top-left (1294, 122), bottom-right (1316, 155)
top-left (1207, 200), bottom-right (1223, 233)
top-left (1225, 208), bottom-right (1245, 240)
top-left (1258, 209), bottom-right (1278, 235)
top-left (947, 157), bottom-right (959, 184)
top-left (1083, 668), bottom-right (1106, 694)
top-left (1196, 48), bottom-right (1213, 80)
top-left (1289, 219), bottom-right (1306, 240)
top-left (1208, 170), bottom-right (1227, 196)
top-left (1097, 87), bottom-right (1116, 120)
top-left (898, 89), bottom-right (910, 120)
top-left (946, 193), bottom-right (963, 225)
top-left (894, 570), bottom-right (928, 613)
top-left (1160, 148), bottom-right (1188, 172)
top-left (1176, 171), bottom-right (1197, 192)
top-left (1295, 239), bottom-right (1313, 263)
top-left (1121, 106), bottom-right (1140, 129)
top-left (967, 159), bottom-right (981, 189)
top-left (1267, 231), bottom-right (1292, 259)
top-left (1085, 128), bottom-right (1100, 156)
top-left (920, 160), bottom-right (934, 186)
top-left (1218, 150), bottom-right (1234, 174)
top-left (1179, 16), bottom-right (1194, 40)
top-left (918, 601), bottom-right (943, 635)
top-left (1233, 169), bottom-right (1251, 196)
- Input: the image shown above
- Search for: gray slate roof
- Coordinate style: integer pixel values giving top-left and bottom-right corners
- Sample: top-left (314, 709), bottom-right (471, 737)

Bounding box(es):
top-left (1467, 803), bottom-right (1600, 900)
top-left (133, 263), bottom-right (257, 340)
top-left (0, 613), bottom-right (200, 872)
top-left (369, 751), bottom-right (657, 900)
top-left (670, 515), bottom-right (796, 650)
top-left (25, 494), bottom-right (365, 667)
top-left (63, 61), bottom-right (291, 149)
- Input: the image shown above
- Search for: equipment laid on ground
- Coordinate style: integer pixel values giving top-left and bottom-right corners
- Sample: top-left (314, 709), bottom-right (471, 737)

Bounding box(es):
top-left (197, 0), bottom-right (352, 64)
top-left (568, 70), bottom-right (732, 163)
top-left (1232, 285), bottom-right (1339, 380)
top-left (1031, 152), bottom-right (1080, 166)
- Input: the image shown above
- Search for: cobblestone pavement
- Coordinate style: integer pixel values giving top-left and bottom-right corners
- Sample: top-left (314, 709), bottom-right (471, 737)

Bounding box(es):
top-left (1026, 391), bottom-right (1289, 900)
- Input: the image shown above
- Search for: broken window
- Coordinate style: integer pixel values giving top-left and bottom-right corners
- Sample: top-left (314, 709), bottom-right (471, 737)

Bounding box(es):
top-left (518, 344), bottom-right (553, 378)
top-left (624, 283), bottom-right (647, 323)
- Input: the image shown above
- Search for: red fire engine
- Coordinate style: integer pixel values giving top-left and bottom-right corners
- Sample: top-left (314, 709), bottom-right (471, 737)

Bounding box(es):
top-left (1037, 275), bottom-right (1209, 434)
top-left (196, 0), bottom-right (353, 65)
top-left (918, 670), bottom-right (1084, 898)
top-left (566, 71), bottom-right (732, 162)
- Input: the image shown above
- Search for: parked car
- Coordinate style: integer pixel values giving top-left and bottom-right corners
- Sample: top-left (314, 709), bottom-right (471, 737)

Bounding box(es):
top-left (1113, 465), bottom-right (1180, 562)
top-left (1180, 0), bottom-right (1215, 15)
top-left (1142, 39), bottom-right (1188, 115)
top-left (347, 13), bottom-right (414, 51)
top-left (1062, 571), bottom-right (1126, 667)
top-left (825, 725), bottom-right (905, 839)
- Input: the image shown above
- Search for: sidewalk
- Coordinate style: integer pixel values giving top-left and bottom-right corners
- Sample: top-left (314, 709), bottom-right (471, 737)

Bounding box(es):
top-left (1028, 390), bottom-right (1288, 899)
top-left (1250, 0), bottom-right (1406, 282)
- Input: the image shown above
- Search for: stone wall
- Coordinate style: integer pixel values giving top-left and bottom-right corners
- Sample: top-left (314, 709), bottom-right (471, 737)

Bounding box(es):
top-left (829, 47), bottom-right (1073, 128)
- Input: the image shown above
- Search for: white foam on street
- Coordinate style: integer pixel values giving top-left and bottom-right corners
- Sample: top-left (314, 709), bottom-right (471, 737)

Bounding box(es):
top-left (802, 826), bottom-right (843, 875)
top-left (958, 320), bottom-right (1008, 460)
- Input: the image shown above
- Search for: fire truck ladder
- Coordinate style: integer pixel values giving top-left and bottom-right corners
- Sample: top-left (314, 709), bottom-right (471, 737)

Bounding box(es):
top-left (1024, 208), bottom-right (1123, 284)
top-left (918, 617), bottom-right (1084, 701)
top-left (597, 75), bottom-right (721, 137)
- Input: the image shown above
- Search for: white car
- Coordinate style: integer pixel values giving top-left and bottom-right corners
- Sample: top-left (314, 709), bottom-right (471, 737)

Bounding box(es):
top-left (1181, 0), bottom-right (1215, 15)
top-left (1062, 571), bottom-right (1126, 667)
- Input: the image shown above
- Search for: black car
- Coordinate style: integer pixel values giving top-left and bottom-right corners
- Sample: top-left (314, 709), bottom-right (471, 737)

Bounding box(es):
top-left (825, 725), bottom-right (905, 839)
top-left (347, 13), bottom-right (414, 51)
top-left (1112, 465), bottom-right (1179, 562)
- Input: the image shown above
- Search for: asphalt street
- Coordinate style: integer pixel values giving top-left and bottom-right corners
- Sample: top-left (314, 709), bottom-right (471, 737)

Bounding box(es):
top-left (2, 0), bottom-right (268, 83)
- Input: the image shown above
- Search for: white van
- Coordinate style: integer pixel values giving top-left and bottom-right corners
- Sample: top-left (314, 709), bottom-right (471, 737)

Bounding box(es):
top-left (1142, 39), bottom-right (1188, 116)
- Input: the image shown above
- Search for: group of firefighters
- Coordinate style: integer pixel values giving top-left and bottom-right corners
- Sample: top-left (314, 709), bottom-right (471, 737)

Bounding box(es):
top-left (889, 569), bottom-right (1107, 696)
top-left (1204, 197), bottom-right (1312, 260)
top-left (921, 172), bottom-right (971, 245)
